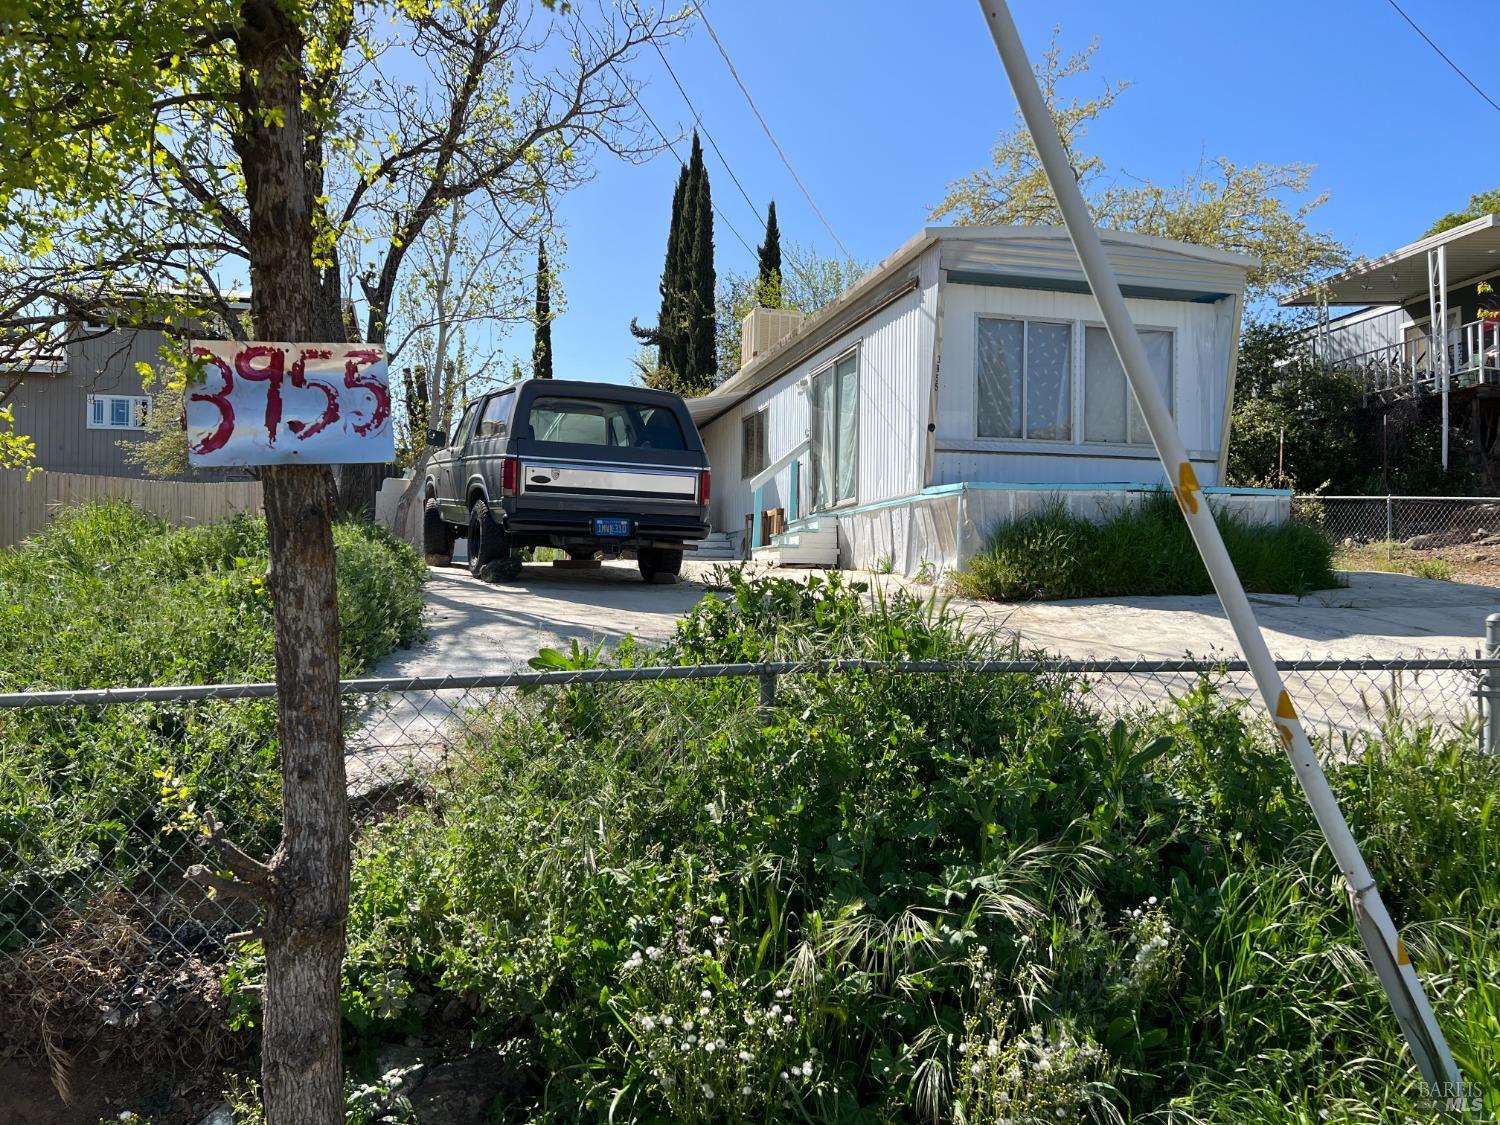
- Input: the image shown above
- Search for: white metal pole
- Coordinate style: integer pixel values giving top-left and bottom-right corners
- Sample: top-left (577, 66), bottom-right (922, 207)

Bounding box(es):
top-left (974, 0), bottom-right (1461, 1094)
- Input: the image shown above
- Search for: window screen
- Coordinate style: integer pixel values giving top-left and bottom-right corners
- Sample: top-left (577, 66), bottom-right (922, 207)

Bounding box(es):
top-left (977, 318), bottom-right (1072, 440)
top-left (1083, 327), bottom-right (1173, 444)
top-left (741, 410), bottom-right (768, 478)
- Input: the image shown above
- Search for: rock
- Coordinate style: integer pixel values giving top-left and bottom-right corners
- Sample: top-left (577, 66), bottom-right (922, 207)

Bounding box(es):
top-left (375, 1043), bottom-right (433, 1095)
top-left (1341, 537), bottom-right (1355, 548)
top-left (198, 1103), bottom-right (234, 1125)
top-left (1405, 534), bottom-right (1437, 550)
top-left (409, 1049), bottom-right (519, 1125)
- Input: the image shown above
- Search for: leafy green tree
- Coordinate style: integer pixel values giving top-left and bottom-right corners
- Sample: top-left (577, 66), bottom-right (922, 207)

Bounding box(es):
top-left (930, 31), bottom-right (1347, 302)
top-left (1424, 187), bottom-right (1500, 236)
top-left (756, 200), bottom-right (782, 308)
top-left (533, 238), bottom-right (554, 379)
top-left (1227, 322), bottom-right (1373, 491)
top-left (0, 404), bottom-right (38, 478)
top-left (2, 2), bottom-right (683, 1119)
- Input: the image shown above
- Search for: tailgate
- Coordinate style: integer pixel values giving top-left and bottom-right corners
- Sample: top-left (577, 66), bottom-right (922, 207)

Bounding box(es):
top-left (519, 458), bottom-right (700, 502)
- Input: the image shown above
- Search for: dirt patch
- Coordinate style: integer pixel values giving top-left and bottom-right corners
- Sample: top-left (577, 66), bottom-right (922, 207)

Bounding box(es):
top-left (1, 893), bottom-right (249, 1122)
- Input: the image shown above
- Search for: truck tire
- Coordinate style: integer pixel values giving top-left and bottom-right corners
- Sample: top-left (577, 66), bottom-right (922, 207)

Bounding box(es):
top-left (467, 499), bottom-right (507, 578)
top-left (638, 546), bottom-right (683, 584)
top-left (423, 498), bottom-right (454, 565)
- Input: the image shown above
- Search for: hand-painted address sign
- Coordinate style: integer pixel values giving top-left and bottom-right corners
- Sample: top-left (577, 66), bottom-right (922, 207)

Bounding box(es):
top-left (186, 341), bottom-right (394, 467)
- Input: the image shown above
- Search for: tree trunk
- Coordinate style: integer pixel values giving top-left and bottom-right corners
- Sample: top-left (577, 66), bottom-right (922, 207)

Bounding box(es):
top-left (235, 3), bottom-right (349, 1122)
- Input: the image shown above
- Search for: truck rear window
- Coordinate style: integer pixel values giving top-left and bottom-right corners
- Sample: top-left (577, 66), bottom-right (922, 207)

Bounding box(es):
top-left (523, 396), bottom-right (689, 450)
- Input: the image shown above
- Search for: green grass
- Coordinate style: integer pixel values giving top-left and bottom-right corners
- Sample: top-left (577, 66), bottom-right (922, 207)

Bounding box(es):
top-left (953, 491), bottom-right (1341, 601)
top-left (0, 501), bottom-right (426, 950)
top-left (219, 572), bottom-right (1497, 1123)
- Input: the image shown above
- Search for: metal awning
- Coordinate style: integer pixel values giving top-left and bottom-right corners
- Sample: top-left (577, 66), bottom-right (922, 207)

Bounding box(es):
top-left (1282, 214), bottom-right (1500, 307)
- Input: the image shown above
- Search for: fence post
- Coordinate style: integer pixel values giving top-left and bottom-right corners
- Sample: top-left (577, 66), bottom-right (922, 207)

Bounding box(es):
top-left (758, 670), bottom-right (778, 724)
top-left (1486, 613), bottom-right (1500, 753)
top-left (1385, 495), bottom-right (1394, 549)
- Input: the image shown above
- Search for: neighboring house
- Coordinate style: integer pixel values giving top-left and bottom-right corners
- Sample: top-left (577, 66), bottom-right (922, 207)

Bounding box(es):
top-left (686, 225), bottom-right (1277, 575)
top-left (5, 296), bottom-right (250, 479)
top-left (1282, 214), bottom-right (1500, 401)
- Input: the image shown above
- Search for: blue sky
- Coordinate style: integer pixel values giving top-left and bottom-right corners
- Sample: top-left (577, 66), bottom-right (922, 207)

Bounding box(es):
top-left (531, 0), bottom-right (1495, 385)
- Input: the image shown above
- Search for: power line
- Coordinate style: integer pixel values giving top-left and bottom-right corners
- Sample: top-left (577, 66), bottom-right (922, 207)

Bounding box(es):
top-left (647, 37), bottom-right (764, 223)
top-left (694, 5), bottom-right (856, 263)
top-left (629, 92), bottom-right (758, 259)
top-left (579, 16), bottom-right (758, 258)
top-left (1385, 0), bottom-right (1500, 115)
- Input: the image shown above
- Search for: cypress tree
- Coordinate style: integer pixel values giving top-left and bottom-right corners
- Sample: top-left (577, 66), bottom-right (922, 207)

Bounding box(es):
top-left (682, 132), bottom-right (716, 392)
top-left (756, 200), bottom-right (782, 308)
top-left (631, 161), bottom-right (690, 383)
top-left (532, 238), bottom-right (553, 379)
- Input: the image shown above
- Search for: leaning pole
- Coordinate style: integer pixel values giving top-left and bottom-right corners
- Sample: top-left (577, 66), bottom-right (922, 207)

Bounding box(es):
top-left (972, 0), bottom-right (1461, 1095)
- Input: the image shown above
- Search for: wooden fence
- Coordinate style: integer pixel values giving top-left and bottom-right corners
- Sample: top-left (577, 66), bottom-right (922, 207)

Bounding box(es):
top-left (0, 471), bottom-right (264, 547)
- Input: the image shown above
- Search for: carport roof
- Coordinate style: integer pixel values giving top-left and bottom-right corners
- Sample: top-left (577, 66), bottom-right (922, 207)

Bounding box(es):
top-left (1280, 214), bottom-right (1500, 308)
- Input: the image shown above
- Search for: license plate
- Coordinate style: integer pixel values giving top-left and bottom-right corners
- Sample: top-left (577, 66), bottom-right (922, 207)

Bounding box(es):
top-left (593, 517), bottom-right (631, 537)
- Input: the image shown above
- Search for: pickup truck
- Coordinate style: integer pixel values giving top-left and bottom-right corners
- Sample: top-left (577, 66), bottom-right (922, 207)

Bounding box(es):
top-left (421, 379), bottom-right (712, 583)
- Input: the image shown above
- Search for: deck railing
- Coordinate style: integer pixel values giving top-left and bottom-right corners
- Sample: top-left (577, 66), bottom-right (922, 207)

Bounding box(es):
top-left (1315, 318), bottom-right (1500, 400)
top-left (747, 437), bottom-right (809, 548)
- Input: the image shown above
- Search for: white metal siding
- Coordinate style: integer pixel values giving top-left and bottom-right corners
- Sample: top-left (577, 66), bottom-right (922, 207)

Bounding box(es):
top-left (933, 283), bottom-right (1235, 487)
top-left (700, 247), bottom-right (939, 534)
top-left (1319, 305), bottom-right (1413, 361)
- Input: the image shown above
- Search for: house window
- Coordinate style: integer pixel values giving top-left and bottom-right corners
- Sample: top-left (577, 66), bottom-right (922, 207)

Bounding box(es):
top-left (977, 317), bottom-right (1072, 440)
top-left (810, 350), bottom-right (858, 510)
top-left (1083, 327), bottom-right (1173, 444)
top-left (741, 409), bottom-right (768, 478)
top-left (86, 395), bottom-right (150, 430)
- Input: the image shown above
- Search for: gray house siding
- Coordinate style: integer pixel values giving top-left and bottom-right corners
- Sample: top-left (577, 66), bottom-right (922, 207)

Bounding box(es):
top-left (11, 327), bottom-right (168, 478)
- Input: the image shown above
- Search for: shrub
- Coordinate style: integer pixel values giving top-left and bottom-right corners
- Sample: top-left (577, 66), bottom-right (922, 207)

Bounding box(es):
top-left (0, 502), bottom-right (426, 951)
top-left (222, 573), bottom-right (1495, 1122)
top-left (953, 491), bottom-right (1341, 601)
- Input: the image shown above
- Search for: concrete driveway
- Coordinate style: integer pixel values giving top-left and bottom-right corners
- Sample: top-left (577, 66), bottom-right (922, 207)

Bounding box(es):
top-left (345, 564), bottom-right (1500, 789)
top-left (931, 571), bottom-right (1500, 661)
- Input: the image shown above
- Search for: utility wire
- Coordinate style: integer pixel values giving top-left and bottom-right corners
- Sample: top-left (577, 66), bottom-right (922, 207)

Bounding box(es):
top-left (630, 92), bottom-right (758, 259)
top-left (694, 5), bottom-right (856, 262)
top-left (1385, 0), bottom-right (1500, 115)
top-left (646, 37), bottom-right (764, 222)
top-left (628, 0), bottom-right (764, 231)
top-left (581, 15), bottom-right (758, 258)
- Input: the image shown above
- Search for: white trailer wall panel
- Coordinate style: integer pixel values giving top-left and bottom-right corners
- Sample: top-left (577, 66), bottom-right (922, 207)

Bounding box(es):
top-left (933, 283), bottom-right (1236, 486)
top-left (700, 246), bottom-right (939, 537)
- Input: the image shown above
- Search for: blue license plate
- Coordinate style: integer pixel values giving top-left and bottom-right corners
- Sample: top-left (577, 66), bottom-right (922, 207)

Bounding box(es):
top-left (593, 517), bottom-right (631, 537)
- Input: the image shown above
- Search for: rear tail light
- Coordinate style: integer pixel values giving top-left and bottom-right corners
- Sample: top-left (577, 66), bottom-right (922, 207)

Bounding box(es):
top-left (699, 469), bottom-right (712, 504)
top-left (500, 455), bottom-right (519, 496)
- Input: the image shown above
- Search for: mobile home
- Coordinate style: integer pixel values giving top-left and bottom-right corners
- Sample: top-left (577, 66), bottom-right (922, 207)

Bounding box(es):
top-left (687, 225), bottom-right (1282, 574)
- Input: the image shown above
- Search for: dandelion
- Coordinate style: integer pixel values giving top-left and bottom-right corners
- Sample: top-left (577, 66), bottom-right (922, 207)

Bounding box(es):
top-left (688, 1034), bottom-right (698, 1045)
top-left (662, 1015), bottom-right (674, 1027)
top-left (740, 1085), bottom-right (752, 1096)
top-left (705, 1041), bottom-right (717, 1053)
top-left (646, 946), bottom-right (662, 961)
top-left (699, 1006), bottom-right (710, 1016)
top-left (783, 1014), bottom-right (793, 1025)
top-left (701, 989), bottom-right (713, 1001)
top-left (970, 1061), bottom-right (983, 1076)
top-left (770, 1004), bottom-right (781, 1016)
top-left (639, 1015), bottom-right (657, 1032)
top-left (986, 1038), bottom-right (999, 1058)
top-left (801, 1060), bottom-right (813, 1076)
top-left (710, 915), bottom-right (724, 926)
top-left (701, 1083), bottom-right (715, 1100)
top-left (780, 1071), bottom-right (790, 1082)
top-left (738, 1050), bottom-right (754, 1062)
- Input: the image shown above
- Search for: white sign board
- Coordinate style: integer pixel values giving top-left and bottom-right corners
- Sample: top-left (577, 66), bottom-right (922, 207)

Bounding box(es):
top-left (185, 341), bottom-right (395, 467)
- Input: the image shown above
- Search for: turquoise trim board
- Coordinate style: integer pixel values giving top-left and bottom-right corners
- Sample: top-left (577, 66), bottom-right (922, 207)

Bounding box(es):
top-left (791, 481), bottom-right (1292, 525)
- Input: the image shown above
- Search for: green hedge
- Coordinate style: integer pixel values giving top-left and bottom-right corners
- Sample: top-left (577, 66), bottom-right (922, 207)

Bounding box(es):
top-left (953, 490), bottom-right (1340, 601)
top-left (0, 502), bottom-right (425, 950)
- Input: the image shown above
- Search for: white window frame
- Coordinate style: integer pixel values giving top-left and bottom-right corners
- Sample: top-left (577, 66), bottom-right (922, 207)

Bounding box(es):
top-left (85, 394), bottom-right (151, 431)
top-left (808, 344), bottom-right (860, 512)
top-left (967, 314), bottom-right (1179, 457)
top-left (1081, 320), bottom-right (1176, 448)
top-left (974, 315), bottom-right (1075, 443)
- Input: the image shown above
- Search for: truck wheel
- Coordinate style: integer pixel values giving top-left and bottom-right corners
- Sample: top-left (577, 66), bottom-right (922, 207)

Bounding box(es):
top-left (423, 498), bottom-right (454, 565)
top-left (467, 499), bottom-right (507, 578)
top-left (638, 546), bottom-right (683, 584)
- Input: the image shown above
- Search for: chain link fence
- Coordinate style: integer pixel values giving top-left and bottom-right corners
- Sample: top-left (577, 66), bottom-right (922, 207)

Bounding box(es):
top-left (1293, 494), bottom-right (1500, 553)
top-left (1, 657), bottom-right (1494, 1099)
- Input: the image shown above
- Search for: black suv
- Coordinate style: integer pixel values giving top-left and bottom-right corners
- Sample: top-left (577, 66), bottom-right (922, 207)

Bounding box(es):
top-left (422, 380), bottom-right (711, 583)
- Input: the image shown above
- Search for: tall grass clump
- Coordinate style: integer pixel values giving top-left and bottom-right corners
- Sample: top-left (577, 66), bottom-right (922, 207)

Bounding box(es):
top-left (222, 571), bottom-right (1499, 1123)
top-left (953, 491), bottom-right (1340, 601)
top-left (0, 501), bottom-right (425, 950)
